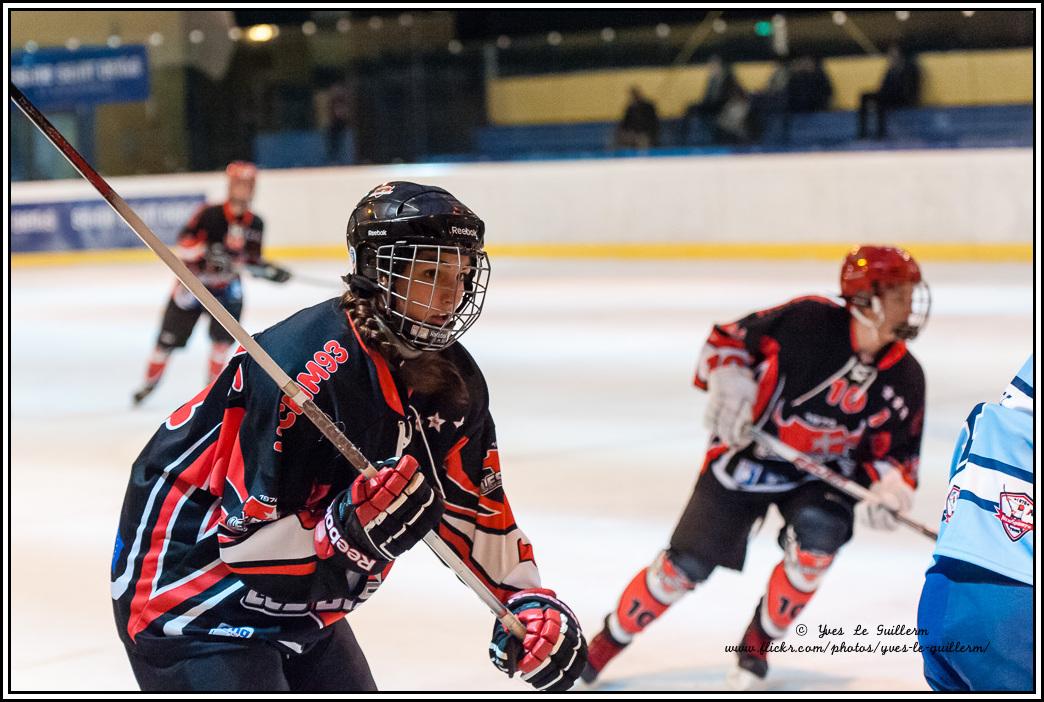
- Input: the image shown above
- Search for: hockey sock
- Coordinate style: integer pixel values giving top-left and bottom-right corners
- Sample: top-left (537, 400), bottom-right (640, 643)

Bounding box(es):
top-left (209, 343), bottom-right (231, 382)
top-left (144, 347), bottom-right (171, 387)
top-left (607, 550), bottom-right (697, 644)
top-left (761, 529), bottom-right (834, 638)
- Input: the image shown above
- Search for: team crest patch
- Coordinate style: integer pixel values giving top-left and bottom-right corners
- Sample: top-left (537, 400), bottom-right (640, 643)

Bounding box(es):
top-left (943, 485), bottom-right (960, 523)
top-left (996, 492), bottom-right (1033, 542)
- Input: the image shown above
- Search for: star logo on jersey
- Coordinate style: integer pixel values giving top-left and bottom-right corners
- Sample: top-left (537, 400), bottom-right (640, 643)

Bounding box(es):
top-left (453, 416), bottom-right (465, 429)
top-left (427, 412), bottom-right (445, 432)
top-left (996, 491), bottom-right (1033, 542)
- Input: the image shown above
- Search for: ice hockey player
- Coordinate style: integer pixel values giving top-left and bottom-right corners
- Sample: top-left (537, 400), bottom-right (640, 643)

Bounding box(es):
top-left (132, 161), bottom-right (291, 405)
top-left (917, 355), bottom-right (1033, 691)
top-left (582, 245), bottom-right (930, 688)
top-left (111, 182), bottom-right (587, 691)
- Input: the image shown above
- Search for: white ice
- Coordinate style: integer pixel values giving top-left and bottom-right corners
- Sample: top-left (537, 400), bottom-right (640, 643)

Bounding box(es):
top-left (8, 257), bottom-right (1034, 692)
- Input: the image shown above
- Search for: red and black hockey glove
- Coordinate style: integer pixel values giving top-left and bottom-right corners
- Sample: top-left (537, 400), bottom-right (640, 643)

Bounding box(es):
top-left (489, 588), bottom-right (588, 692)
top-left (316, 455), bottom-right (443, 574)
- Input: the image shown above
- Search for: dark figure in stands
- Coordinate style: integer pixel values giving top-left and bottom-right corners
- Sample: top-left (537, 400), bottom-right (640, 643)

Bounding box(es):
top-left (681, 56), bottom-right (748, 145)
top-left (615, 86), bottom-right (661, 149)
top-left (747, 58), bottom-right (790, 143)
top-left (859, 45), bottom-right (921, 139)
top-left (786, 56), bottom-right (833, 113)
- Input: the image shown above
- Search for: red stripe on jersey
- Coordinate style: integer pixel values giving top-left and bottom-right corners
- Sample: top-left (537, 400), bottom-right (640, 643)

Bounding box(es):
top-left (128, 562), bottom-right (231, 640)
top-left (316, 610), bottom-right (345, 628)
top-left (757, 295), bottom-right (841, 319)
top-left (126, 474), bottom-right (230, 639)
top-left (226, 562), bottom-right (318, 576)
top-left (346, 313), bottom-right (404, 416)
top-left (443, 438), bottom-right (517, 532)
top-left (437, 522), bottom-right (512, 603)
top-left (700, 444), bottom-right (730, 475)
top-left (752, 336), bottom-right (781, 421)
top-left (708, 326), bottom-right (747, 350)
top-left (199, 407), bottom-right (248, 500)
top-left (878, 341), bottom-right (908, 370)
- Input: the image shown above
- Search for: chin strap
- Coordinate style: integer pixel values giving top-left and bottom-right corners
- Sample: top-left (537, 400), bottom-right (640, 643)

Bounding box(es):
top-left (850, 295), bottom-right (884, 346)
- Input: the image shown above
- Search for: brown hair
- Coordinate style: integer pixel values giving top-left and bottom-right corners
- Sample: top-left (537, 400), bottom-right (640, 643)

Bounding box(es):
top-left (341, 291), bottom-right (469, 411)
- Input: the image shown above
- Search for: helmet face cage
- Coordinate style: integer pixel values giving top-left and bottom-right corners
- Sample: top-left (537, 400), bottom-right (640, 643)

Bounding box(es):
top-left (374, 243), bottom-right (491, 351)
top-left (850, 279), bottom-right (931, 341)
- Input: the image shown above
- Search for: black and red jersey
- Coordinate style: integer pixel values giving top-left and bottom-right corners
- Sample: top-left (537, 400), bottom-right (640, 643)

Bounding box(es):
top-left (176, 203), bottom-right (264, 288)
top-left (111, 298), bottom-right (538, 656)
top-left (694, 296), bottom-right (925, 493)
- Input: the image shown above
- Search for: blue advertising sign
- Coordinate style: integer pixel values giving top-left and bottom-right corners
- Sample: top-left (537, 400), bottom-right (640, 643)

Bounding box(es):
top-left (11, 195), bottom-right (207, 253)
top-left (10, 45), bottom-right (150, 109)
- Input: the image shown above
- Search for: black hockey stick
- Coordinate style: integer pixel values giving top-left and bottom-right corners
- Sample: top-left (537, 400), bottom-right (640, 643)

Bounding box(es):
top-left (752, 428), bottom-right (939, 540)
top-left (9, 83), bottom-right (527, 640)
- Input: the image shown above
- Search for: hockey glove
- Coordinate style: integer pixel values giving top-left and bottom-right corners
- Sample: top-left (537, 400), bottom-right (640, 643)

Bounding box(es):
top-left (857, 469), bottom-right (914, 531)
top-left (489, 588), bottom-right (588, 692)
top-left (704, 364), bottom-right (758, 449)
top-left (248, 263), bottom-right (292, 283)
top-left (316, 455), bottom-right (443, 574)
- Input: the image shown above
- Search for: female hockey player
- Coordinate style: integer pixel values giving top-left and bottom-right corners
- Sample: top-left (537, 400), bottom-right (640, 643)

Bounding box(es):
top-left (132, 161), bottom-right (291, 405)
top-left (111, 182), bottom-right (587, 691)
top-left (582, 246), bottom-right (930, 689)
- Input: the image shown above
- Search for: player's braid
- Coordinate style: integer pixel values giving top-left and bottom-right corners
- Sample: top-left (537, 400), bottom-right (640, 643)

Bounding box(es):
top-left (341, 292), bottom-right (469, 411)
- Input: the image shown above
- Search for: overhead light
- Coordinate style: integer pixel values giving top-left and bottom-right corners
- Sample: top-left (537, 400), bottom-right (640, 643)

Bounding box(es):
top-left (148, 32), bottom-right (164, 47)
top-left (547, 31), bottom-right (562, 46)
top-left (336, 18), bottom-right (351, 33)
top-left (962, 10), bottom-right (975, 17)
top-left (448, 39), bottom-right (462, 54)
top-left (302, 21), bottom-right (317, 36)
top-left (107, 34), bottom-right (122, 48)
top-left (246, 24), bottom-right (278, 43)
top-left (25, 40), bottom-right (38, 53)
top-left (368, 16), bottom-right (383, 30)
top-left (496, 35), bottom-right (511, 49)
top-left (65, 37), bottom-right (81, 50)
top-left (399, 13), bottom-right (414, 27)
top-left (228, 26), bottom-right (243, 41)
top-left (601, 27), bottom-right (616, 42)
top-left (832, 11), bottom-right (847, 26)
top-left (896, 10), bottom-right (911, 21)
top-left (655, 23), bottom-right (670, 38)
top-left (188, 29), bottom-right (204, 44)
top-left (712, 18), bottom-right (727, 34)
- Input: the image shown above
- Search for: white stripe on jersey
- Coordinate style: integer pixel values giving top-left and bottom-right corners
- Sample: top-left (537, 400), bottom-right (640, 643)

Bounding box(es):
top-left (219, 514), bottom-right (317, 567)
top-left (111, 422), bottom-right (223, 599)
top-left (161, 581), bottom-right (243, 636)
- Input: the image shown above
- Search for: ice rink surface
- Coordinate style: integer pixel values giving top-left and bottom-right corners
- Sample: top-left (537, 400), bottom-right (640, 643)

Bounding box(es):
top-left (8, 256), bottom-right (1034, 692)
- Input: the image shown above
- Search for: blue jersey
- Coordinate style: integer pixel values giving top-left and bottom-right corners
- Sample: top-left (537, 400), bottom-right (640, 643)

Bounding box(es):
top-left (931, 355), bottom-right (1034, 584)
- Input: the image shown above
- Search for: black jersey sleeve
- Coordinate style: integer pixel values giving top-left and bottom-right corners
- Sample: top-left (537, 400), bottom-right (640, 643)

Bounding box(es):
top-left (695, 296), bottom-right (840, 389)
top-left (243, 213), bottom-right (265, 265)
top-left (215, 345), bottom-right (373, 603)
top-left (860, 357), bottom-right (926, 489)
top-left (436, 410), bottom-right (542, 603)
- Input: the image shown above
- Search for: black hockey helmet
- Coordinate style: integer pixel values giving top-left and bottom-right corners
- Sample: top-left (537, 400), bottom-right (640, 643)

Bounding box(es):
top-left (345, 182), bottom-right (491, 352)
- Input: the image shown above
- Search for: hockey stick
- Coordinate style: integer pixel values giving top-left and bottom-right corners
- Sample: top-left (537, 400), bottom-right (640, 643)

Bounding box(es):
top-left (751, 428), bottom-right (939, 540)
top-left (10, 83), bottom-right (526, 640)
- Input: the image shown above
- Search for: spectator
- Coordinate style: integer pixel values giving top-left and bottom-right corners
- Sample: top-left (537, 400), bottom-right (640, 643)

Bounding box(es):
top-left (859, 45), bottom-right (921, 139)
top-left (681, 55), bottom-right (748, 145)
top-left (747, 57), bottom-right (790, 142)
top-left (786, 55), bottom-right (833, 113)
top-left (614, 86), bottom-right (660, 149)
top-left (325, 80), bottom-right (354, 163)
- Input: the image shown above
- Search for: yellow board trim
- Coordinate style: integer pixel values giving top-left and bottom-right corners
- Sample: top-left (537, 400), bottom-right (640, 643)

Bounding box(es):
top-left (10, 242), bottom-right (1031, 268)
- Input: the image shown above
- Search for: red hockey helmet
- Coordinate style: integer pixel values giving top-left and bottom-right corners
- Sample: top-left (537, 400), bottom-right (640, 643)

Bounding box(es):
top-left (226, 160), bottom-right (258, 183)
top-left (840, 245), bottom-right (930, 340)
